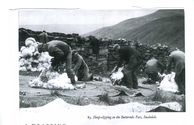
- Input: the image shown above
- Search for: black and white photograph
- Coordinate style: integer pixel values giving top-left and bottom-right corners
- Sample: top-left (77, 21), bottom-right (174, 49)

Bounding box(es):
top-left (1, 0), bottom-right (194, 124)
top-left (16, 8), bottom-right (186, 124)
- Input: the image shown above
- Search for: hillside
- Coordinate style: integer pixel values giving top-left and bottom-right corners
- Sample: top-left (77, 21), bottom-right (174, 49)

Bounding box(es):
top-left (19, 24), bottom-right (104, 35)
top-left (82, 9), bottom-right (184, 51)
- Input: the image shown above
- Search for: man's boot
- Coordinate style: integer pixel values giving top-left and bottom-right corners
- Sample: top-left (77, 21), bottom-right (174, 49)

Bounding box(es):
top-left (71, 79), bottom-right (76, 85)
top-left (89, 73), bottom-right (93, 81)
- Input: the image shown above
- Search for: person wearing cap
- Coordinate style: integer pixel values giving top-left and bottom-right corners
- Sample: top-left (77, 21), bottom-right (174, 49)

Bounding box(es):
top-left (39, 30), bottom-right (49, 44)
top-left (72, 50), bottom-right (93, 81)
top-left (37, 40), bottom-right (76, 85)
top-left (142, 57), bottom-right (165, 84)
top-left (167, 50), bottom-right (185, 94)
top-left (112, 44), bottom-right (142, 89)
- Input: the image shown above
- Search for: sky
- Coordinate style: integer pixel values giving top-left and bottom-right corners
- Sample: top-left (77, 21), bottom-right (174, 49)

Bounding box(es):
top-left (19, 9), bottom-right (158, 25)
top-left (18, 9), bottom-right (158, 34)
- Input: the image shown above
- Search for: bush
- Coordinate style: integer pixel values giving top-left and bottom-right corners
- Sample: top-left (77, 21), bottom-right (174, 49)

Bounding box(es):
top-left (50, 90), bottom-right (61, 96)
top-left (20, 96), bottom-right (37, 108)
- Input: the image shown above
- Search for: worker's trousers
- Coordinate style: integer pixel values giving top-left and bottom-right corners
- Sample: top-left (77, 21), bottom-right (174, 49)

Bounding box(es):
top-left (175, 68), bottom-right (185, 94)
top-left (65, 50), bottom-right (75, 84)
top-left (121, 55), bottom-right (142, 89)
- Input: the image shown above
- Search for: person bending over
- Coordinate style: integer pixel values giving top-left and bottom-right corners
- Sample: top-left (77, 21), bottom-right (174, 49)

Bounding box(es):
top-left (72, 50), bottom-right (93, 81)
top-left (143, 57), bottom-right (165, 84)
top-left (167, 50), bottom-right (185, 94)
top-left (112, 44), bottom-right (142, 89)
top-left (37, 40), bottom-right (76, 85)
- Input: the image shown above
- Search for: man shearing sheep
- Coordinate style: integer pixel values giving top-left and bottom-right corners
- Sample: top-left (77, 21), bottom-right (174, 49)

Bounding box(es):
top-left (37, 40), bottom-right (76, 85)
top-left (72, 50), bottom-right (93, 81)
top-left (167, 50), bottom-right (185, 94)
top-left (142, 57), bottom-right (165, 84)
top-left (112, 44), bottom-right (142, 89)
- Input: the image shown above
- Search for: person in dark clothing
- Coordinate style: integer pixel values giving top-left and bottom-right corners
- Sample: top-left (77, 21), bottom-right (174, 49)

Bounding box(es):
top-left (142, 57), bottom-right (165, 84)
top-left (72, 50), bottom-right (93, 81)
top-left (167, 50), bottom-right (185, 94)
top-left (39, 30), bottom-right (49, 44)
top-left (112, 44), bottom-right (142, 89)
top-left (37, 40), bottom-right (76, 85)
top-left (89, 35), bottom-right (100, 60)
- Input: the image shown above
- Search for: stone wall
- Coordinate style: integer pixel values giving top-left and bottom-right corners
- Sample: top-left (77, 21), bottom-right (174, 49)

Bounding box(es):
top-left (80, 41), bottom-right (176, 77)
top-left (19, 28), bottom-right (178, 76)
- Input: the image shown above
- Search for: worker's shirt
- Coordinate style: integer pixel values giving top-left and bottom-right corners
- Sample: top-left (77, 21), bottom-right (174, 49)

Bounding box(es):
top-left (46, 40), bottom-right (71, 62)
top-left (167, 50), bottom-right (185, 74)
top-left (117, 46), bottom-right (141, 68)
top-left (39, 32), bottom-right (49, 43)
top-left (145, 58), bottom-right (164, 74)
top-left (72, 54), bottom-right (87, 72)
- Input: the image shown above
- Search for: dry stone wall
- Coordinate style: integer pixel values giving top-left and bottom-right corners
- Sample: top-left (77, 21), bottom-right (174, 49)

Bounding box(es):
top-left (83, 41), bottom-right (176, 77)
top-left (19, 28), bottom-right (178, 77)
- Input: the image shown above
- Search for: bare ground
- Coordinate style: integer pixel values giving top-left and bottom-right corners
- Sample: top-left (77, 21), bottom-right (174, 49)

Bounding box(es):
top-left (19, 72), bottom-right (185, 111)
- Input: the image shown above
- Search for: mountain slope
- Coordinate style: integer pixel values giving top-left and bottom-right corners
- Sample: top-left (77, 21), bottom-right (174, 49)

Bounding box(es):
top-left (82, 9), bottom-right (184, 50)
top-left (123, 15), bottom-right (184, 49)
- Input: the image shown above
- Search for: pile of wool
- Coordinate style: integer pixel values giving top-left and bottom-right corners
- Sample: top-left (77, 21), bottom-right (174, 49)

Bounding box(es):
top-left (20, 37), bottom-right (38, 58)
top-left (19, 37), bottom-right (52, 72)
top-left (25, 37), bottom-right (36, 47)
top-left (29, 68), bottom-right (83, 90)
top-left (110, 67), bottom-right (124, 85)
top-left (157, 72), bottom-right (179, 93)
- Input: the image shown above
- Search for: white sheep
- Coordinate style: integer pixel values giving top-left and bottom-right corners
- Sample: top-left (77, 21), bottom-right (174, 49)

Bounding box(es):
top-left (158, 72), bottom-right (179, 93)
top-left (110, 67), bottom-right (124, 85)
top-left (29, 67), bottom-right (79, 90)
